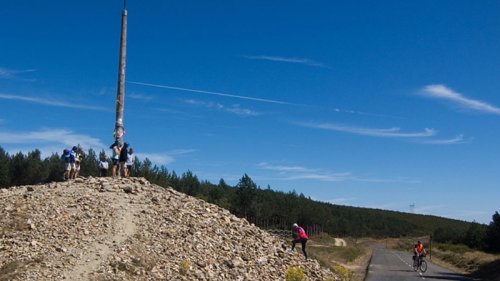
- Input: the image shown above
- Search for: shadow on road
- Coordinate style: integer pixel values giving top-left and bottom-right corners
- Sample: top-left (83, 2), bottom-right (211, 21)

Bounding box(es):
top-left (422, 272), bottom-right (471, 281)
top-left (388, 269), bottom-right (415, 273)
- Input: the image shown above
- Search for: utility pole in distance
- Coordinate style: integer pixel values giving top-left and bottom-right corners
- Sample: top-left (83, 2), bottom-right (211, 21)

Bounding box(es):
top-left (114, 0), bottom-right (128, 145)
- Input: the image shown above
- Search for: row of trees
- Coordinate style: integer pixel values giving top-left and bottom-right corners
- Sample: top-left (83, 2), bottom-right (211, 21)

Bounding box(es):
top-left (0, 146), bottom-right (498, 252)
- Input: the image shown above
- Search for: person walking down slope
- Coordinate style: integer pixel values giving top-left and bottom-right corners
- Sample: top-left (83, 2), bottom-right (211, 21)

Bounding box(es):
top-left (291, 223), bottom-right (309, 259)
top-left (73, 145), bottom-right (83, 179)
top-left (110, 141), bottom-right (121, 177)
top-left (119, 142), bottom-right (129, 177)
top-left (126, 147), bottom-right (135, 177)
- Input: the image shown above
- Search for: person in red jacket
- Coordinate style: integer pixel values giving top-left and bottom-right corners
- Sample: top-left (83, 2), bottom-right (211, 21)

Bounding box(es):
top-left (414, 240), bottom-right (426, 260)
top-left (291, 223), bottom-right (309, 259)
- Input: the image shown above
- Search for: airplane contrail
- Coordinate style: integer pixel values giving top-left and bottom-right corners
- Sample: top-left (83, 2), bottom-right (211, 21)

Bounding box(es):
top-left (127, 81), bottom-right (296, 105)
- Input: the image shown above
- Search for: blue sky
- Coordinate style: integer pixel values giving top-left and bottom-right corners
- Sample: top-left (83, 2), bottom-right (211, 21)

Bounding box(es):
top-left (1, 1), bottom-right (499, 224)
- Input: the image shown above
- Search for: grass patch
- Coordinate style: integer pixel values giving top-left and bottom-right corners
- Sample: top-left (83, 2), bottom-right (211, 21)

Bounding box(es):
top-left (340, 247), bottom-right (364, 263)
top-left (432, 245), bottom-right (498, 273)
top-left (335, 265), bottom-right (354, 281)
top-left (285, 266), bottom-right (306, 281)
top-left (309, 239), bottom-right (365, 263)
top-left (435, 243), bottom-right (472, 254)
top-left (306, 234), bottom-right (370, 281)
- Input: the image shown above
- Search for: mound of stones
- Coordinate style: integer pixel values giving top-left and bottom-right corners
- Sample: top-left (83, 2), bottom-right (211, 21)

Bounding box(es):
top-left (0, 177), bottom-right (338, 280)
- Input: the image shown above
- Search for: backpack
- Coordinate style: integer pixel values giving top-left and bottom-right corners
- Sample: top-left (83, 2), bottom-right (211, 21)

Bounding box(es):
top-left (69, 150), bottom-right (76, 163)
top-left (63, 149), bottom-right (71, 163)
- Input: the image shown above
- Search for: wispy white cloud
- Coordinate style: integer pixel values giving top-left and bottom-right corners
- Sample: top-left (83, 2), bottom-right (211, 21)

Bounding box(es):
top-left (296, 121), bottom-right (436, 138)
top-left (0, 67), bottom-right (36, 81)
top-left (97, 87), bottom-right (110, 97)
top-left (169, 149), bottom-right (197, 155)
top-left (0, 129), bottom-right (106, 159)
top-left (242, 55), bottom-right (329, 68)
top-left (258, 162), bottom-right (351, 182)
top-left (183, 99), bottom-right (261, 117)
top-left (225, 105), bottom-right (261, 117)
top-left (352, 176), bottom-right (420, 184)
top-left (421, 84), bottom-right (500, 115)
top-left (128, 93), bottom-right (154, 101)
top-left (0, 93), bottom-right (108, 111)
top-left (135, 153), bottom-right (174, 166)
top-left (416, 134), bottom-right (470, 145)
top-left (259, 162), bottom-right (420, 185)
top-left (135, 149), bottom-right (196, 166)
top-left (296, 121), bottom-right (469, 145)
top-left (285, 173), bottom-right (351, 181)
top-left (0, 128), bottom-right (105, 149)
top-left (258, 163), bottom-right (311, 173)
top-left (127, 80), bottom-right (297, 105)
top-left (184, 99), bottom-right (223, 109)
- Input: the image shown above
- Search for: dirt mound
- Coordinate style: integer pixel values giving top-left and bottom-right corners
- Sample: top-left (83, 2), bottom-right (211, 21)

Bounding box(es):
top-left (0, 177), bottom-right (338, 280)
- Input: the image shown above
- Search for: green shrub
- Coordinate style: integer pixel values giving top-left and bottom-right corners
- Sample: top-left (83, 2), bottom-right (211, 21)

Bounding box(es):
top-left (436, 243), bottom-right (471, 254)
top-left (335, 265), bottom-right (353, 281)
top-left (285, 266), bottom-right (305, 281)
top-left (180, 259), bottom-right (191, 275)
top-left (342, 247), bottom-right (363, 262)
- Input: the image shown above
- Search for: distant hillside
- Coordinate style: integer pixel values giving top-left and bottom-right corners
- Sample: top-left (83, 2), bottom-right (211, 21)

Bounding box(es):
top-left (0, 146), bottom-right (479, 245)
top-left (323, 203), bottom-right (472, 239)
top-left (0, 177), bottom-right (338, 280)
top-left (189, 175), bottom-right (474, 241)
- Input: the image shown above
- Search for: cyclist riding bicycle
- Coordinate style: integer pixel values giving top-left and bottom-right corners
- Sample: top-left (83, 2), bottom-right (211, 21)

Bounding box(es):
top-left (413, 240), bottom-right (426, 261)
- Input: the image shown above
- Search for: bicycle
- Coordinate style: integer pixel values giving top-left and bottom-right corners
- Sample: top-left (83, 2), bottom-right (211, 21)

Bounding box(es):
top-left (413, 254), bottom-right (428, 272)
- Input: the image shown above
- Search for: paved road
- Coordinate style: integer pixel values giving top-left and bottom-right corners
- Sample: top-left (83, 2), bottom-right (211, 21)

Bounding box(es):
top-left (365, 246), bottom-right (472, 281)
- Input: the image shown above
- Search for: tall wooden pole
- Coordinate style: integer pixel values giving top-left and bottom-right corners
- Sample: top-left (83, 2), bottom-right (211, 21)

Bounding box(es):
top-left (114, 1), bottom-right (127, 145)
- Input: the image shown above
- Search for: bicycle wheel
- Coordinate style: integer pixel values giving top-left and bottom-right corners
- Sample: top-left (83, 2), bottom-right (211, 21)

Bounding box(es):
top-left (420, 260), bottom-right (427, 273)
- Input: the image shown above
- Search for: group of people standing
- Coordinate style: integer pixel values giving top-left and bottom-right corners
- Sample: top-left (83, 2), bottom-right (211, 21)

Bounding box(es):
top-left (103, 141), bottom-right (135, 177)
top-left (62, 142), bottom-right (135, 179)
top-left (62, 145), bottom-right (84, 180)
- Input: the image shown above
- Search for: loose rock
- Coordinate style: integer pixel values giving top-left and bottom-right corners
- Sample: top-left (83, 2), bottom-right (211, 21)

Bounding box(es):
top-left (0, 177), bottom-right (338, 280)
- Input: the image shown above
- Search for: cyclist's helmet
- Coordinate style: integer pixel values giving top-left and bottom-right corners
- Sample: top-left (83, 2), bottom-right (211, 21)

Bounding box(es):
top-left (417, 240), bottom-right (421, 244)
top-left (292, 223), bottom-right (298, 229)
